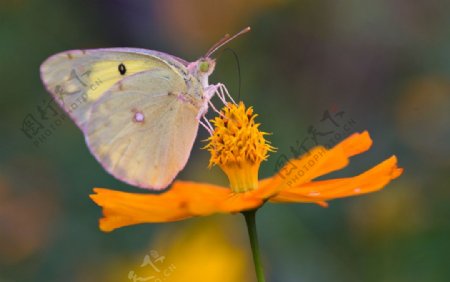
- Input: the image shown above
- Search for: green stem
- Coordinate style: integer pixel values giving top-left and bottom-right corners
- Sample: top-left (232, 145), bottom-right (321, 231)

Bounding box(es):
top-left (243, 209), bottom-right (266, 282)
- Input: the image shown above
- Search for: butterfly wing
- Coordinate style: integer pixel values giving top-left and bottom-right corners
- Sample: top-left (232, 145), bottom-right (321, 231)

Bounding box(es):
top-left (40, 48), bottom-right (190, 130)
top-left (85, 68), bottom-right (203, 190)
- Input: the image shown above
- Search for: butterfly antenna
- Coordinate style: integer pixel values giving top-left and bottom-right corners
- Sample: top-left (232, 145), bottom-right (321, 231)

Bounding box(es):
top-left (205, 34), bottom-right (231, 57)
top-left (205, 26), bottom-right (251, 58)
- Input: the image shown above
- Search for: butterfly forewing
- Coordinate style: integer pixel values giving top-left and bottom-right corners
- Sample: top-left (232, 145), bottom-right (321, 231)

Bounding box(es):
top-left (40, 49), bottom-right (189, 130)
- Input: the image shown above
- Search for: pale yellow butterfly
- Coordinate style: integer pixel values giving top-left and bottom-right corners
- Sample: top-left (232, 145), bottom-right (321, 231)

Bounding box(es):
top-left (40, 27), bottom-right (250, 190)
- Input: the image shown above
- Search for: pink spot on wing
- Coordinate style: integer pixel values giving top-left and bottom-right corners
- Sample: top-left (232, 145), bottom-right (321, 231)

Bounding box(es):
top-left (133, 111), bottom-right (145, 123)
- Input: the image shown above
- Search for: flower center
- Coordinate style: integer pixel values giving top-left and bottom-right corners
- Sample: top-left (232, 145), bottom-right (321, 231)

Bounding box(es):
top-left (205, 102), bottom-right (275, 193)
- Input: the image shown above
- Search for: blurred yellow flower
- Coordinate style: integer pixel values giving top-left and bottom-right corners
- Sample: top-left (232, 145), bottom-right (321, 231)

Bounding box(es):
top-left (156, 217), bottom-right (254, 282)
top-left (99, 217), bottom-right (255, 282)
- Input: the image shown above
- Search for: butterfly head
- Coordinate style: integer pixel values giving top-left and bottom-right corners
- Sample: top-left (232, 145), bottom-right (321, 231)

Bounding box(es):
top-left (187, 57), bottom-right (216, 89)
top-left (198, 57), bottom-right (216, 76)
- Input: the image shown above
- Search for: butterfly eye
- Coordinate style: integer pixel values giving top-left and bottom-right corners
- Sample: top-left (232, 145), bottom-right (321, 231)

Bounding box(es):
top-left (199, 61), bottom-right (209, 73)
top-left (118, 63), bottom-right (127, 75)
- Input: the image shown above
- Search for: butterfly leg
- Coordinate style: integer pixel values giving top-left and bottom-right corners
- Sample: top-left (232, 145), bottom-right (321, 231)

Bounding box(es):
top-left (205, 83), bottom-right (236, 106)
top-left (199, 117), bottom-right (214, 135)
top-left (217, 83), bottom-right (236, 105)
top-left (208, 100), bottom-right (223, 116)
top-left (203, 116), bottom-right (215, 132)
top-left (197, 83), bottom-right (234, 126)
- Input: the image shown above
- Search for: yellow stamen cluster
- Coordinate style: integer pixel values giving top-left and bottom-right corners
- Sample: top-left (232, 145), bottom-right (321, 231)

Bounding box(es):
top-left (205, 102), bottom-right (275, 193)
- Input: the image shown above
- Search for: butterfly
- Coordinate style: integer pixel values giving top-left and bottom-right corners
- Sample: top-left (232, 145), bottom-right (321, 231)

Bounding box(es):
top-left (40, 27), bottom-right (250, 190)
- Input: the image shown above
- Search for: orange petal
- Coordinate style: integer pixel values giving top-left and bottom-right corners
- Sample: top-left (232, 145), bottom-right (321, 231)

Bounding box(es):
top-left (90, 181), bottom-right (263, 232)
top-left (311, 131), bottom-right (373, 179)
top-left (219, 193), bottom-right (263, 213)
top-left (90, 188), bottom-right (189, 232)
top-left (270, 155), bottom-right (403, 204)
top-left (171, 181), bottom-right (262, 215)
top-left (268, 131), bottom-right (373, 191)
top-left (339, 130), bottom-right (373, 158)
top-left (249, 177), bottom-right (280, 199)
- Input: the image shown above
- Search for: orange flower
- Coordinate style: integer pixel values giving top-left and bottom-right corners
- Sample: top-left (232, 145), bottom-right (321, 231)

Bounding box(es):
top-left (90, 102), bottom-right (403, 232)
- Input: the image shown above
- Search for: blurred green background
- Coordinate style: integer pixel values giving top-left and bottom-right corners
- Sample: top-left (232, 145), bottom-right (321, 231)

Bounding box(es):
top-left (1, 0), bottom-right (450, 281)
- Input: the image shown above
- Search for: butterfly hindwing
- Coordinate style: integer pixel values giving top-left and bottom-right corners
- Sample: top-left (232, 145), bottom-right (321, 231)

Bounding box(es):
top-left (85, 69), bottom-right (202, 189)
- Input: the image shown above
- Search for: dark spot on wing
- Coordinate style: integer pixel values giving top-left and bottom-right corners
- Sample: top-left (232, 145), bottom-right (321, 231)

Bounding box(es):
top-left (118, 63), bottom-right (126, 75)
top-left (67, 53), bottom-right (74, 59)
